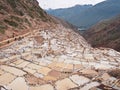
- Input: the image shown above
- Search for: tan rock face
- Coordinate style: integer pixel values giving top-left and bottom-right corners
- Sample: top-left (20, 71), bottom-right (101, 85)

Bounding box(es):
top-left (55, 78), bottom-right (77, 90)
top-left (0, 65), bottom-right (26, 76)
top-left (17, 61), bottom-right (30, 68)
top-left (70, 75), bottom-right (90, 86)
top-left (48, 70), bottom-right (61, 78)
top-left (13, 59), bottom-right (24, 65)
top-left (0, 73), bottom-right (16, 85)
top-left (30, 84), bottom-right (54, 90)
top-left (0, 69), bottom-right (4, 75)
top-left (84, 54), bottom-right (94, 60)
top-left (43, 75), bottom-right (57, 81)
top-left (26, 63), bottom-right (42, 70)
top-left (80, 69), bottom-right (98, 76)
top-left (8, 77), bottom-right (28, 90)
top-left (24, 74), bottom-right (45, 85)
top-left (34, 36), bottom-right (44, 44)
top-left (38, 67), bottom-right (51, 75)
top-left (80, 82), bottom-right (100, 90)
top-left (101, 73), bottom-right (111, 81)
top-left (23, 67), bottom-right (36, 74)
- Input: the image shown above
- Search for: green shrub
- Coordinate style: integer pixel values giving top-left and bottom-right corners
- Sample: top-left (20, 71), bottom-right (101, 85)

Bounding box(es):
top-left (6, 0), bottom-right (17, 8)
top-left (15, 10), bottom-right (24, 16)
top-left (10, 15), bottom-right (23, 22)
top-left (4, 19), bottom-right (18, 27)
top-left (0, 29), bottom-right (5, 34)
top-left (0, 25), bottom-right (6, 34)
top-left (0, 43), bottom-right (2, 46)
top-left (0, 11), bottom-right (5, 15)
top-left (6, 0), bottom-right (24, 16)
top-left (0, 5), bottom-right (5, 10)
top-left (24, 18), bottom-right (31, 26)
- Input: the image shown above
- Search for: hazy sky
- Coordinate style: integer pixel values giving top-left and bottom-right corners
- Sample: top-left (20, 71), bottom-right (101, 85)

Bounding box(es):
top-left (38, 0), bottom-right (105, 9)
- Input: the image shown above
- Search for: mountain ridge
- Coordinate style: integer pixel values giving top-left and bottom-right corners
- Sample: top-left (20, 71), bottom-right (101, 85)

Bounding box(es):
top-left (46, 4), bottom-right (92, 27)
top-left (47, 0), bottom-right (120, 28)
top-left (83, 15), bottom-right (120, 51)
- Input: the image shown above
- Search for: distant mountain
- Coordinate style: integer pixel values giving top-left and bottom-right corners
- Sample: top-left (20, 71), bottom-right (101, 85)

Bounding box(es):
top-left (47, 0), bottom-right (120, 29)
top-left (83, 15), bottom-right (120, 51)
top-left (46, 4), bottom-right (92, 27)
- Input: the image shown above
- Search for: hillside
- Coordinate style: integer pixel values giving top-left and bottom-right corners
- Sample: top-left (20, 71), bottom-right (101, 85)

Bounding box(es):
top-left (0, 0), bottom-right (53, 42)
top-left (83, 15), bottom-right (120, 51)
top-left (47, 0), bottom-right (120, 29)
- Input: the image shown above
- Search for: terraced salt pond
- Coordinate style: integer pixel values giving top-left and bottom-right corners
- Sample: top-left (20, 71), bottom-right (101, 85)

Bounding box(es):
top-left (0, 25), bottom-right (120, 90)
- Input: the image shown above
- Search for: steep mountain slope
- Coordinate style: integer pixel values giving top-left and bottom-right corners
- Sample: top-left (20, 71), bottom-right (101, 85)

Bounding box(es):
top-left (83, 15), bottom-right (120, 51)
top-left (0, 0), bottom-right (78, 49)
top-left (0, 0), bottom-right (53, 42)
top-left (46, 4), bottom-right (92, 27)
top-left (50, 16), bottom-right (77, 30)
top-left (47, 0), bottom-right (120, 29)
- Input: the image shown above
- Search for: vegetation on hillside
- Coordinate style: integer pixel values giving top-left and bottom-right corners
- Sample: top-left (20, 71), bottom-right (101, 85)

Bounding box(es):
top-left (0, 0), bottom-right (51, 35)
top-left (84, 15), bottom-right (120, 51)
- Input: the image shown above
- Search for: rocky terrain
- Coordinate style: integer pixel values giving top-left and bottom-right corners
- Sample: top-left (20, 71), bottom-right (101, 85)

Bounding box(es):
top-left (0, 0), bottom-right (120, 90)
top-left (0, 24), bottom-right (120, 90)
top-left (84, 15), bottom-right (120, 52)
